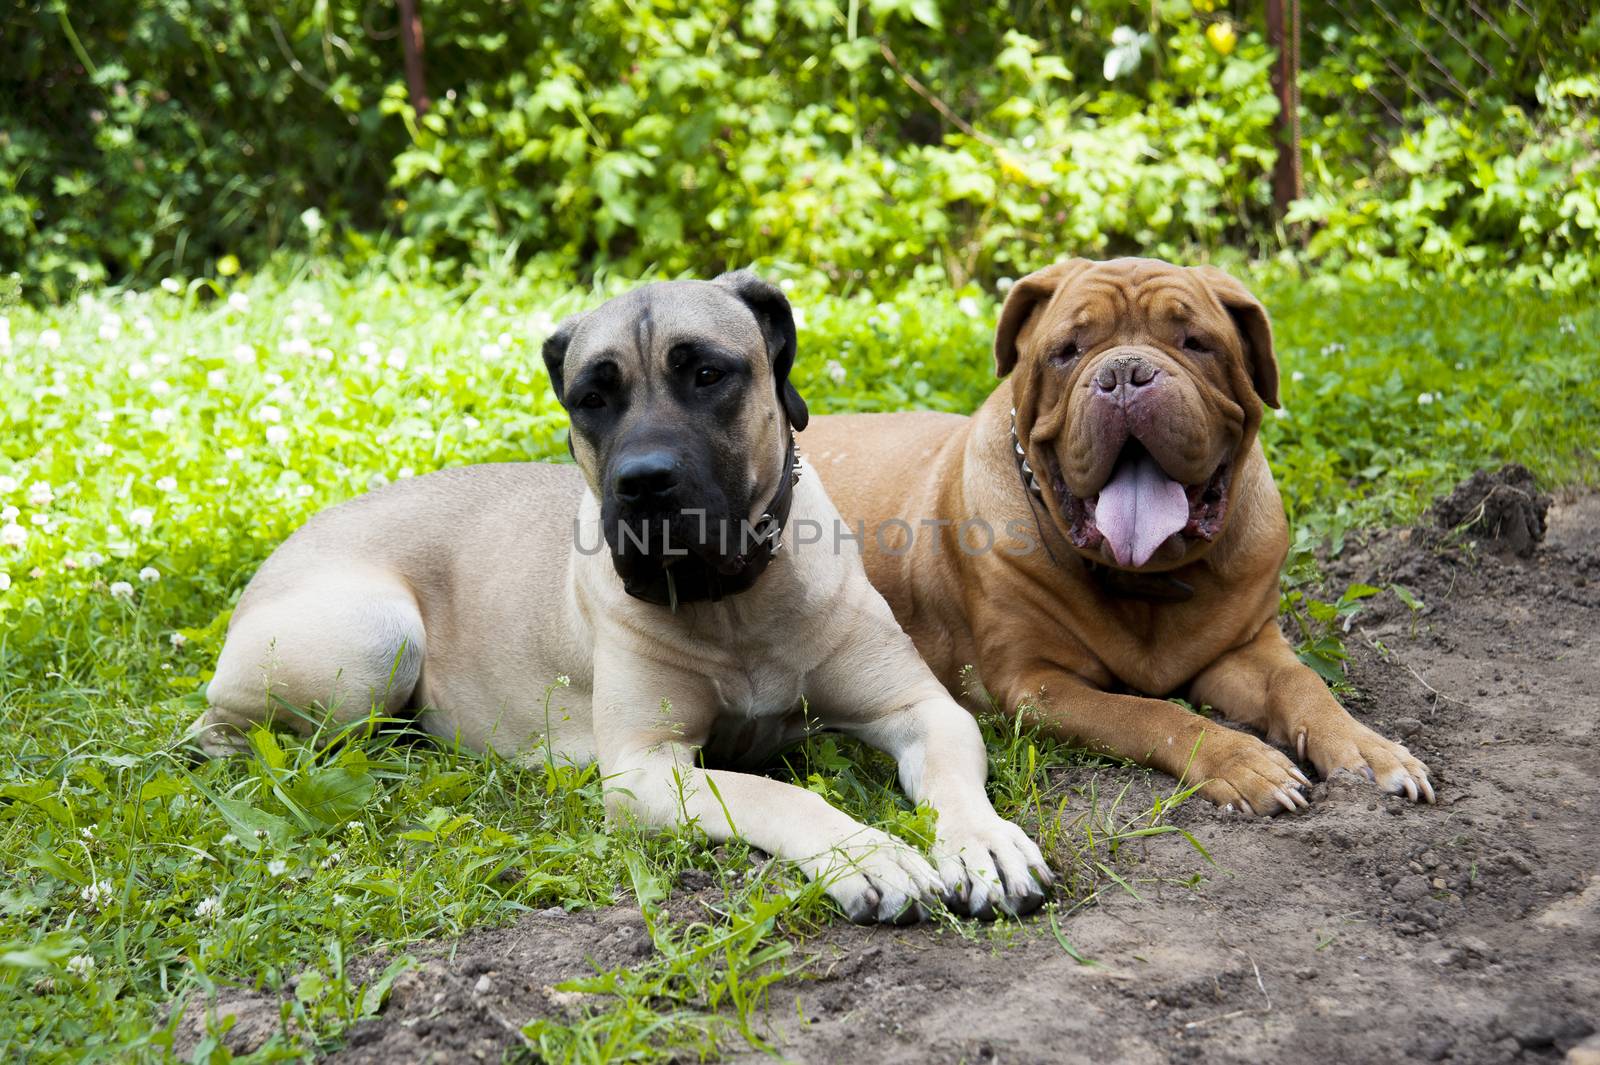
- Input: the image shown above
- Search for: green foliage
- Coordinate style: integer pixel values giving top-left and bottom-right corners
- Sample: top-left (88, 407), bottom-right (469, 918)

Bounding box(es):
top-left (3, 1), bottom-right (1595, 299)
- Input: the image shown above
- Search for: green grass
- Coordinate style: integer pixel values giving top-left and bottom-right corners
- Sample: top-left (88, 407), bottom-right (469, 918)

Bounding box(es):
top-left (0, 262), bottom-right (1595, 1061)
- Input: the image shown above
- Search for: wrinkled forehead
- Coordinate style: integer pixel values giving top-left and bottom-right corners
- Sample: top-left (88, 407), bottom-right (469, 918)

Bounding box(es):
top-left (1049, 261), bottom-right (1222, 331)
top-left (565, 282), bottom-right (766, 372)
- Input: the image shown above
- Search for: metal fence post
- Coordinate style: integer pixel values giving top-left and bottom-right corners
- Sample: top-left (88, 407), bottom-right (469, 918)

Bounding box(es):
top-left (1266, 0), bottom-right (1303, 220)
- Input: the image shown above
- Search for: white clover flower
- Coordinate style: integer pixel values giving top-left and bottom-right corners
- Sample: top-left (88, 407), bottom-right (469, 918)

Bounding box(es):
top-left (98, 317), bottom-right (121, 342)
top-left (161, 277), bottom-right (182, 294)
top-left (39, 328), bottom-right (62, 351)
top-left (195, 896), bottom-right (221, 921)
top-left (151, 380), bottom-right (172, 397)
top-left (825, 360), bottom-right (847, 385)
top-left (356, 340), bottom-right (378, 359)
top-left (996, 277), bottom-right (1015, 294)
top-left (462, 415), bottom-right (481, 431)
top-left (0, 573), bottom-right (10, 592)
top-left (170, 632), bottom-right (187, 649)
top-left (283, 314), bottom-right (304, 334)
top-left (129, 507), bottom-right (154, 529)
top-left (79, 825), bottom-right (95, 840)
top-left (27, 482), bottom-right (53, 508)
top-left (1, 522), bottom-right (26, 548)
top-left (1559, 319), bottom-right (1576, 335)
top-left (3, 505), bottom-right (19, 522)
top-left (206, 369), bottom-right (227, 389)
top-left (93, 442), bottom-right (115, 458)
top-left (108, 581), bottom-right (134, 599)
top-left (82, 551), bottom-right (105, 568)
top-left (397, 467), bottom-right (415, 479)
top-left (127, 361), bottom-right (148, 380)
top-left (156, 476), bottom-right (177, 493)
top-left (220, 833), bottom-right (238, 846)
top-left (415, 397), bottom-right (432, 412)
top-left (224, 447), bottom-right (244, 462)
top-left (355, 322), bottom-right (372, 337)
top-left (479, 342), bottom-right (504, 361)
top-left (957, 295), bottom-right (981, 317)
top-left (265, 425), bottom-right (290, 445)
top-left (0, 476), bottom-right (15, 494)
top-left (231, 343), bottom-right (257, 365)
top-left (66, 955), bottom-right (96, 979)
top-left (267, 859), bottom-right (288, 877)
top-left (1274, 407), bottom-right (1289, 419)
top-left (1417, 392), bottom-right (1435, 405)
top-left (263, 372), bottom-right (284, 387)
top-left (1291, 370), bottom-right (1305, 383)
top-left (151, 409), bottom-right (175, 428)
top-left (280, 337), bottom-right (312, 358)
top-left (257, 405), bottom-right (282, 423)
top-left (345, 820), bottom-right (363, 834)
top-left (138, 566), bottom-right (160, 583)
top-left (386, 348), bottom-right (408, 370)
top-left (295, 484), bottom-right (313, 498)
top-left (29, 513), bottom-right (48, 527)
top-left (320, 852), bottom-right (341, 869)
top-left (80, 879), bottom-right (114, 908)
top-left (228, 292), bottom-right (250, 313)
top-left (0, 316), bottom-right (8, 352)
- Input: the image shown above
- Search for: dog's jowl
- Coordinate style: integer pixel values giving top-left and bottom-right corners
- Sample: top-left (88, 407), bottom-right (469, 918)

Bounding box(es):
top-left (195, 272), bottom-right (1051, 923)
top-left (805, 257), bottom-right (1433, 817)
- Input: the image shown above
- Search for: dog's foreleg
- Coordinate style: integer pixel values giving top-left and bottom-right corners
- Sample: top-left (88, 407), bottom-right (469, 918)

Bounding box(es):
top-left (845, 691), bottom-right (1053, 918)
top-left (599, 739), bottom-right (943, 924)
top-left (1190, 622), bottom-right (1434, 804)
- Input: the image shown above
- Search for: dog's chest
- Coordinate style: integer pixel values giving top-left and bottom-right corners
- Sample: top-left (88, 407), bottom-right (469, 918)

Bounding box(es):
top-left (700, 656), bottom-right (810, 767)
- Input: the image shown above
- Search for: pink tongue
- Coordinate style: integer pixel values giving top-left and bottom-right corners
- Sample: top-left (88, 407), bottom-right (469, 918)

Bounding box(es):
top-left (1094, 450), bottom-right (1190, 567)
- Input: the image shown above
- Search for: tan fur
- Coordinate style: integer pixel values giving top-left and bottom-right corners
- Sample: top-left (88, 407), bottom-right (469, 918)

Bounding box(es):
top-left (805, 259), bottom-right (1432, 815)
top-left (195, 279), bottom-right (1051, 923)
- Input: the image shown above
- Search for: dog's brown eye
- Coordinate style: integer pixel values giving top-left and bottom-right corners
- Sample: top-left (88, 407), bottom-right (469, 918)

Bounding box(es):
top-left (1183, 336), bottom-right (1208, 353)
top-left (577, 392), bottom-right (606, 410)
top-left (1051, 342), bottom-right (1079, 365)
top-left (695, 367), bottom-right (725, 387)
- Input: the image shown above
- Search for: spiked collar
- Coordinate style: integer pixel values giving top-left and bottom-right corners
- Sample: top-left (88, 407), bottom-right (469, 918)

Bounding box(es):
top-left (1009, 409), bottom-right (1194, 604)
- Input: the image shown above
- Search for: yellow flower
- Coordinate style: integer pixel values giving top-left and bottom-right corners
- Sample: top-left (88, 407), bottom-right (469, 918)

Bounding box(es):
top-left (216, 254), bottom-right (241, 277)
top-left (1206, 21), bottom-right (1237, 55)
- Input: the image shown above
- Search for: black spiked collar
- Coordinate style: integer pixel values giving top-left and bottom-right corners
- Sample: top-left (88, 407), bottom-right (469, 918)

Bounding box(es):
top-left (621, 434), bottom-right (801, 610)
top-left (1009, 409), bottom-right (1194, 604)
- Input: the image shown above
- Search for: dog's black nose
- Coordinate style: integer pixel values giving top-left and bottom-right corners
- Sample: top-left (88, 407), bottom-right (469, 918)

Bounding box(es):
top-left (613, 451), bottom-right (680, 504)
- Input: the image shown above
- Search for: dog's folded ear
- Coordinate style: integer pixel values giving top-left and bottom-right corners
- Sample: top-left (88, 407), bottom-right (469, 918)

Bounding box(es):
top-left (541, 313), bottom-right (583, 408)
top-left (994, 259), bottom-right (1094, 377)
top-left (1190, 266), bottom-right (1279, 409)
top-left (715, 270), bottom-right (809, 431)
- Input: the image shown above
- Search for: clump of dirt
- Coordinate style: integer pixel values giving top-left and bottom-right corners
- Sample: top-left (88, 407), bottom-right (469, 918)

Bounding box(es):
top-left (1426, 463), bottom-right (1551, 557)
top-left (182, 472), bottom-right (1600, 1064)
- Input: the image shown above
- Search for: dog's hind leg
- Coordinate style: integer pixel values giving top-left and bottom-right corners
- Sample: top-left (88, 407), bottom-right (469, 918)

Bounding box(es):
top-left (191, 567), bottom-right (425, 758)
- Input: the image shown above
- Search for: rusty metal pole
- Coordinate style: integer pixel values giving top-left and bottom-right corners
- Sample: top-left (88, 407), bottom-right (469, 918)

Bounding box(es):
top-left (397, 0), bottom-right (430, 115)
top-left (1266, 0), bottom-right (1302, 220)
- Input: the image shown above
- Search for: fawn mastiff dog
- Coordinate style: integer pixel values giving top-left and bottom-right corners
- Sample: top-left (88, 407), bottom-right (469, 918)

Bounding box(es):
top-left (192, 273), bottom-right (1050, 922)
top-left (804, 258), bottom-right (1433, 816)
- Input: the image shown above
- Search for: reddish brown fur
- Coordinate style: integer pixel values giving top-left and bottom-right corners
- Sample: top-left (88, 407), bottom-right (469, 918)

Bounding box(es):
top-left (804, 258), bottom-right (1431, 814)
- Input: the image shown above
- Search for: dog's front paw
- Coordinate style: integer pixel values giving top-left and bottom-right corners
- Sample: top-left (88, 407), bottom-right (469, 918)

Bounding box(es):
top-left (1297, 719), bottom-right (1435, 804)
top-left (1189, 730), bottom-right (1312, 817)
top-left (933, 815), bottom-right (1054, 919)
top-left (813, 828), bottom-right (944, 925)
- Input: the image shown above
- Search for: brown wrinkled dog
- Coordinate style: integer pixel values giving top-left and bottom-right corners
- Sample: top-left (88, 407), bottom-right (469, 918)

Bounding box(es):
top-left (804, 258), bottom-right (1433, 816)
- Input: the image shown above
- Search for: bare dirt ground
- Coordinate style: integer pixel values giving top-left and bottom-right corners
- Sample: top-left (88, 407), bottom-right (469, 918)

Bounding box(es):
top-left (179, 472), bottom-right (1600, 1063)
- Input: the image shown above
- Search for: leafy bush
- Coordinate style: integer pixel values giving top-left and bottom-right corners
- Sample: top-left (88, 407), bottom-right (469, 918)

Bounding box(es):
top-left (2, 1), bottom-right (1596, 298)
